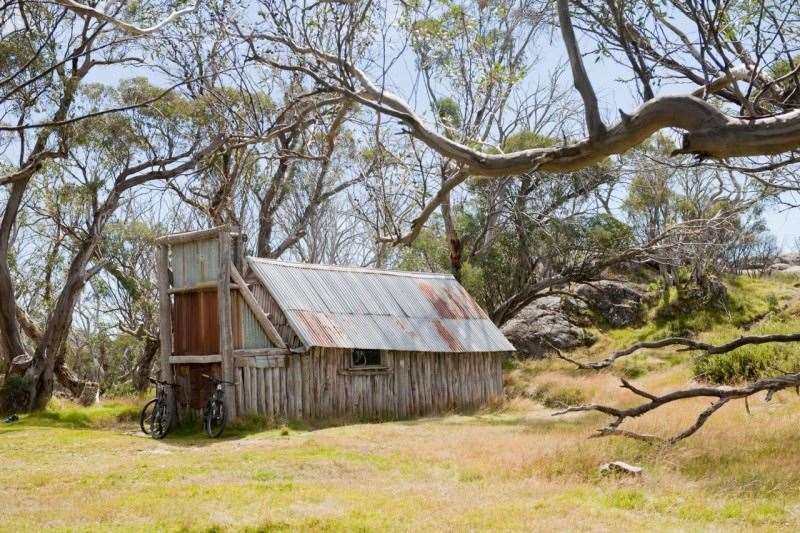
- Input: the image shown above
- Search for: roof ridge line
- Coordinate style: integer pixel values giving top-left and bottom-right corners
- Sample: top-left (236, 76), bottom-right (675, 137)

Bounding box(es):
top-left (246, 256), bottom-right (456, 279)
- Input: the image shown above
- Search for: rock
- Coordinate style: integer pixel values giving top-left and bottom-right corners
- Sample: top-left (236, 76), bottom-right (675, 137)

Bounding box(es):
top-left (576, 281), bottom-right (646, 328)
top-left (501, 296), bottom-right (596, 358)
top-left (778, 252), bottom-right (800, 265)
top-left (783, 265), bottom-right (800, 274)
top-left (771, 262), bottom-right (791, 271)
top-left (599, 461), bottom-right (643, 476)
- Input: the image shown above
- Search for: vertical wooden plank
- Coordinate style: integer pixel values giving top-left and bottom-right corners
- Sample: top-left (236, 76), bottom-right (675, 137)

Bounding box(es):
top-left (242, 366), bottom-right (251, 414)
top-left (256, 367), bottom-right (265, 415)
top-left (265, 367), bottom-right (273, 419)
top-left (301, 353), bottom-right (310, 418)
top-left (294, 356), bottom-right (303, 419)
top-left (250, 366), bottom-right (258, 415)
top-left (157, 244), bottom-right (173, 382)
top-left (285, 358), bottom-right (294, 419)
top-left (156, 243), bottom-right (177, 423)
top-left (276, 367), bottom-right (284, 420)
top-left (269, 368), bottom-right (276, 417)
top-left (279, 367), bottom-right (287, 420)
top-left (265, 368), bottom-right (272, 418)
top-left (217, 228), bottom-right (236, 419)
top-left (236, 366), bottom-right (244, 414)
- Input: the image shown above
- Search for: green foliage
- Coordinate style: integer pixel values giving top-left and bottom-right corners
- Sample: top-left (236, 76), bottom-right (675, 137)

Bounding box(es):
top-left (103, 382), bottom-right (137, 399)
top-left (0, 375), bottom-right (31, 414)
top-left (434, 96), bottom-right (462, 128)
top-left (693, 319), bottom-right (800, 385)
top-left (532, 382), bottom-right (587, 408)
top-left (584, 213), bottom-right (635, 252)
top-left (501, 130), bottom-right (555, 151)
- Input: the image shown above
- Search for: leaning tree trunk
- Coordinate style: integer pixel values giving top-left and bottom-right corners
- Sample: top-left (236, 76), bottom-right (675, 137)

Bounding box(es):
top-left (23, 241), bottom-right (96, 410)
top-left (0, 181), bottom-right (29, 369)
top-left (132, 335), bottom-right (160, 392)
top-left (55, 350), bottom-right (99, 406)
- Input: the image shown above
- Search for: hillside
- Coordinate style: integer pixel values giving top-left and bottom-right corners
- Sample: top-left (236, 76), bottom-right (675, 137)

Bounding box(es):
top-left (2, 274), bottom-right (800, 531)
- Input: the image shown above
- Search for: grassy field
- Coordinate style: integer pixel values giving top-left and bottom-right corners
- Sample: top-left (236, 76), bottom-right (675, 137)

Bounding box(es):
top-left (3, 275), bottom-right (800, 532)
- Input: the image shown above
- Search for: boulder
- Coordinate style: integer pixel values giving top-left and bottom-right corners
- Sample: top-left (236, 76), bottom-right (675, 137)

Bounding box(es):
top-left (501, 296), bottom-right (596, 358)
top-left (771, 262), bottom-right (791, 271)
top-left (576, 281), bottom-right (646, 328)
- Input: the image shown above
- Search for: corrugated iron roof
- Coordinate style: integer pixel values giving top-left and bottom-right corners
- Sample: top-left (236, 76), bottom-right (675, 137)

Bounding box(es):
top-left (246, 258), bottom-right (514, 353)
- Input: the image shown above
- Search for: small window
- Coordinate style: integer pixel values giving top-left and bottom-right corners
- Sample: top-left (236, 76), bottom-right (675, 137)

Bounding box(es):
top-left (351, 348), bottom-right (382, 368)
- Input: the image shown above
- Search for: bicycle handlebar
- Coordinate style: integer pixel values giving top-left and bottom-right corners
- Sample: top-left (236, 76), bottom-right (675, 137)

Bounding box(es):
top-left (148, 377), bottom-right (179, 387)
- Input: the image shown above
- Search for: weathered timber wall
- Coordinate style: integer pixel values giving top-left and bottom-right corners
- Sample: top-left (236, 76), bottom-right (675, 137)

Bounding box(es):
top-left (171, 238), bottom-right (219, 288)
top-left (234, 348), bottom-right (504, 422)
top-left (174, 362), bottom-right (222, 410)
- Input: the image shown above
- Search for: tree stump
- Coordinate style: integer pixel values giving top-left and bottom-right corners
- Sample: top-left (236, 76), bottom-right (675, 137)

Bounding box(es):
top-left (78, 382), bottom-right (100, 406)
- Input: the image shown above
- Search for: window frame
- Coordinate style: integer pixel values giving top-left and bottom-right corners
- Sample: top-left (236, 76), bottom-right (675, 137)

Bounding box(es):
top-left (350, 348), bottom-right (384, 369)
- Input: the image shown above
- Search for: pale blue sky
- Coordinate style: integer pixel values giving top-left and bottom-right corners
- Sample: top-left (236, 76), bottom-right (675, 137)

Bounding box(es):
top-left (79, 15), bottom-right (800, 251)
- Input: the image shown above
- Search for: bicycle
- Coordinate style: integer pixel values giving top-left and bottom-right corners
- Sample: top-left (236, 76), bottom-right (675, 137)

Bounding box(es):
top-left (140, 377), bottom-right (177, 439)
top-left (202, 373), bottom-right (234, 438)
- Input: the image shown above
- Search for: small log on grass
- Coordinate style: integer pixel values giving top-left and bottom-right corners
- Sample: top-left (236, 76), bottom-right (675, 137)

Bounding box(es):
top-left (600, 461), bottom-right (643, 476)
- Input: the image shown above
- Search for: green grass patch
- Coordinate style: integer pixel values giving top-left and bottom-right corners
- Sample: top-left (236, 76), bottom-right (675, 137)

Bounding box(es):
top-left (693, 318), bottom-right (800, 384)
top-left (16, 399), bottom-right (141, 429)
top-left (603, 488), bottom-right (647, 510)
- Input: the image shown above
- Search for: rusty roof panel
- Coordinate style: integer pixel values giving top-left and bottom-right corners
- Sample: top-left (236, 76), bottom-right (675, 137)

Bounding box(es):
top-left (246, 258), bottom-right (514, 353)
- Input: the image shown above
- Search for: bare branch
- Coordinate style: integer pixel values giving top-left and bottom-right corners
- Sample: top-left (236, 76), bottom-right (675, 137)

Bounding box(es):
top-left (263, 36), bottom-right (800, 178)
top-left (56, 1), bottom-right (199, 36)
top-left (556, 373), bottom-right (800, 443)
top-left (568, 332), bottom-right (800, 370)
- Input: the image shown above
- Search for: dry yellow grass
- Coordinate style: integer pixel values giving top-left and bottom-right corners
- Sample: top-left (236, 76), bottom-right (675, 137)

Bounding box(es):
top-left (2, 356), bottom-right (800, 532)
top-left (4, 274), bottom-right (800, 531)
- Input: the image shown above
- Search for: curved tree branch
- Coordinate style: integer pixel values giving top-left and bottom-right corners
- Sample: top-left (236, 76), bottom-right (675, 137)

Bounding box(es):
top-left (560, 332), bottom-right (800, 370)
top-left (555, 373), bottom-right (800, 443)
top-left (57, 1), bottom-right (199, 36)
top-left (262, 35), bottom-right (800, 180)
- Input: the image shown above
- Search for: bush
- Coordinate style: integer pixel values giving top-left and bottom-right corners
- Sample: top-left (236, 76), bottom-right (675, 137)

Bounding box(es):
top-left (0, 375), bottom-right (31, 413)
top-left (533, 382), bottom-right (587, 408)
top-left (103, 382), bottom-right (137, 398)
top-left (693, 344), bottom-right (800, 384)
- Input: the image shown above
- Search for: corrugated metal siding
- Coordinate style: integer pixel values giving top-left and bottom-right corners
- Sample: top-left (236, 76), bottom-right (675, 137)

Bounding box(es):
top-left (247, 258), bottom-right (514, 353)
top-left (171, 238), bottom-right (219, 288)
top-left (238, 295), bottom-right (273, 349)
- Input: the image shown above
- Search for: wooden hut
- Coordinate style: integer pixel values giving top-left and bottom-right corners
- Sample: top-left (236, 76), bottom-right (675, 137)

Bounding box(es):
top-left (156, 226), bottom-right (513, 422)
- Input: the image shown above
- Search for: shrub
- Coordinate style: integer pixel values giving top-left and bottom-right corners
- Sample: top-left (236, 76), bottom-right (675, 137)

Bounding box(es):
top-left (0, 375), bottom-right (31, 414)
top-left (533, 382), bottom-right (587, 408)
top-left (620, 355), bottom-right (650, 379)
top-left (693, 344), bottom-right (800, 384)
top-left (103, 382), bottom-right (137, 398)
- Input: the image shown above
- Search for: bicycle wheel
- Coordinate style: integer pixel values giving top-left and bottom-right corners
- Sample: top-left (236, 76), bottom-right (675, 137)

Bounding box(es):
top-left (204, 400), bottom-right (226, 438)
top-left (150, 400), bottom-right (171, 440)
top-left (139, 398), bottom-right (158, 435)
